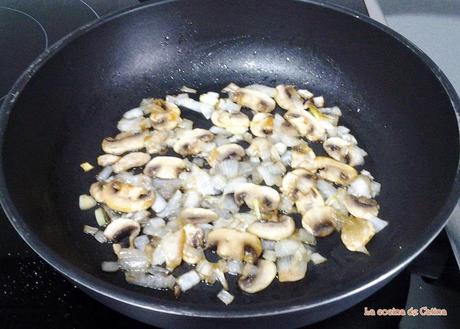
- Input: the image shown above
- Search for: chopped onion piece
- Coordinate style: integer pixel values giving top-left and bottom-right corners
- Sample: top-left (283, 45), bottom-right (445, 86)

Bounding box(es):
top-left (79, 194), bottom-right (97, 210)
top-left (125, 272), bottom-right (175, 289)
top-left (101, 261), bottom-right (120, 272)
top-left (94, 207), bottom-right (109, 227)
top-left (311, 252), bottom-right (327, 265)
top-left (118, 248), bottom-right (149, 272)
top-left (177, 270), bottom-right (201, 292)
top-left (217, 289), bottom-right (234, 305)
top-left (263, 249), bottom-right (277, 262)
top-left (152, 193), bottom-right (167, 213)
top-left (180, 86), bottom-right (197, 93)
top-left (227, 260), bottom-right (243, 275)
top-left (80, 162), bottom-right (94, 172)
top-left (123, 107), bottom-right (143, 119)
top-left (96, 166), bottom-right (113, 181)
top-left (134, 235), bottom-right (150, 250)
top-left (83, 225), bottom-right (98, 235)
top-left (367, 216), bottom-right (388, 233)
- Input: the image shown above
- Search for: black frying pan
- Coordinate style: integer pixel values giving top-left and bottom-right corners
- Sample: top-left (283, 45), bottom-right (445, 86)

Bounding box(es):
top-left (0, 0), bottom-right (459, 328)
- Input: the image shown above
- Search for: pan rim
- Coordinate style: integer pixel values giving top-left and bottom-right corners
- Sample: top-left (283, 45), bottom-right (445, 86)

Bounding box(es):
top-left (0, 0), bottom-right (459, 319)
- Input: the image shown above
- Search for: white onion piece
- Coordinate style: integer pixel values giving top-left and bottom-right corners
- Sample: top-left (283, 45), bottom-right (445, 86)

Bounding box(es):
top-left (125, 272), bottom-right (175, 289)
top-left (94, 231), bottom-right (107, 243)
top-left (214, 268), bottom-right (228, 290)
top-left (118, 248), bottom-right (149, 272)
top-left (117, 117), bottom-right (143, 133)
top-left (292, 228), bottom-right (316, 246)
top-left (101, 261), bottom-right (120, 272)
top-left (152, 193), bottom-right (167, 213)
top-left (96, 166), bottom-right (113, 181)
top-left (279, 196), bottom-right (294, 214)
top-left (263, 249), bottom-right (277, 262)
top-left (317, 180), bottom-right (337, 199)
top-left (151, 178), bottom-right (182, 200)
top-left (227, 260), bottom-right (243, 275)
top-left (217, 98), bottom-right (241, 113)
top-left (311, 252), bottom-right (327, 265)
top-left (217, 289), bottom-right (234, 305)
top-left (156, 190), bottom-right (182, 218)
top-left (180, 86), bottom-right (197, 93)
top-left (199, 92), bottom-right (219, 106)
top-left (83, 225), bottom-right (98, 235)
top-left (94, 208), bottom-right (109, 226)
top-left (183, 190), bottom-right (202, 208)
top-left (214, 159), bottom-right (239, 178)
top-left (297, 89), bottom-right (314, 99)
top-left (313, 96), bottom-right (324, 107)
top-left (261, 239), bottom-right (276, 250)
top-left (123, 107), bottom-right (144, 119)
top-left (348, 176), bottom-right (372, 199)
top-left (172, 96), bottom-right (214, 119)
top-left (177, 270), bottom-right (201, 292)
top-left (367, 216), bottom-right (388, 233)
top-left (79, 194), bottom-right (97, 210)
top-left (275, 239), bottom-right (303, 258)
top-left (143, 217), bottom-right (166, 236)
top-left (134, 235), bottom-right (150, 250)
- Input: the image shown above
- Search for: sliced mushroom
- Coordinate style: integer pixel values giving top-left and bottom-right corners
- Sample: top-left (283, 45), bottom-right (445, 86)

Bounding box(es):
top-left (173, 129), bottom-right (214, 156)
top-left (302, 206), bottom-right (338, 237)
top-left (101, 132), bottom-right (147, 155)
top-left (103, 218), bottom-right (140, 246)
top-left (250, 113), bottom-right (274, 137)
top-left (341, 215), bottom-right (375, 254)
top-left (144, 156), bottom-right (187, 179)
top-left (238, 259), bottom-right (277, 293)
top-left (211, 110), bottom-right (250, 135)
top-left (182, 224), bottom-right (205, 264)
top-left (323, 137), bottom-right (367, 167)
top-left (179, 208), bottom-right (218, 224)
top-left (295, 187), bottom-right (324, 214)
top-left (207, 228), bottom-right (262, 263)
top-left (144, 130), bottom-right (171, 154)
top-left (274, 85), bottom-right (304, 112)
top-left (284, 110), bottom-right (326, 141)
top-left (89, 182), bottom-right (104, 203)
top-left (99, 181), bottom-right (155, 213)
top-left (248, 216), bottom-right (295, 241)
top-left (207, 143), bottom-right (245, 167)
top-left (234, 183), bottom-right (280, 213)
top-left (301, 156), bottom-right (357, 185)
top-left (144, 99), bottom-right (181, 131)
top-left (231, 88), bottom-right (276, 113)
top-left (97, 154), bottom-right (120, 167)
top-left (281, 169), bottom-right (315, 199)
top-left (343, 194), bottom-right (379, 220)
top-left (112, 152), bottom-right (151, 173)
top-left (246, 137), bottom-right (272, 160)
top-left (277, 243), bottom-right (310, 282)
top-left (291, 143), bottom-right (316, 168)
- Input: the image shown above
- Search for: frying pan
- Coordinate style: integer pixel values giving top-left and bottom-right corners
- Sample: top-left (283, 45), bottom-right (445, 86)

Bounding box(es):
top-left (0, 0), bottom-right (459, 327)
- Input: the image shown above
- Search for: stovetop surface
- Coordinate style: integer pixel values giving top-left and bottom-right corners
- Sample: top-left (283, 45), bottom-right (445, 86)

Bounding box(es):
top-left (0, 1), bottom-right (458, 328)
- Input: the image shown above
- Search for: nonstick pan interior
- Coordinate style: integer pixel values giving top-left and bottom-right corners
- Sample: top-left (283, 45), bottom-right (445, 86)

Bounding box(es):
top-left (0, 0), bottom-right (459, 319)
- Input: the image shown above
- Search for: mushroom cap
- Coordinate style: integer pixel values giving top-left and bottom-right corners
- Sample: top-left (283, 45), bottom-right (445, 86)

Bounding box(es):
top-left (284, 110), bottom-right (325, 141)
top-left (99, 181), bottom-right (155, 213)
top-left (295, 187), bottom-right (324, 214)
top-left (238, 259), bottom-right (277, 293)
top-left (112, 152), bottom-right (151, 173)
top-left (179, 208), bottom-right (218, 224)
top-left (341, 215), bottom-right (375, 254)
top-left (248, 216), bottom-right (296, 241)
top-left (207, 228), bottom-right (262, 262)
top-left (173, 129), bottom-right (214, 156)
top-left (274, 85), bottom-right (305, 112)
top-left (301, 205), bottom-right (338, 237)
top-left (103, 218), bottom-right (141, 243)
top-left (101, 132), bottom-right (147, 155)
top-left (208, 143), bottom-right (245, 167)
top-left (144, 156), bottom-right (187, 179)
top-left (234, 183), bottom-right (280, 212)
top-left (147, 99), bottom-right (181, 131)
top-left (343, 194), bottom-right (379, 220)
top-left (301, 156), bottom-right (357, 185)
top-left (281, 169), bottom-right (315, 199)
top-left (211, 110), bottom-right (250, 135)
top-left (232, 88), bottom-right (276, 113)
top-left (250, 113), bottom-right (274, 137)
top-left (291, 144), bottom-right (316, 168)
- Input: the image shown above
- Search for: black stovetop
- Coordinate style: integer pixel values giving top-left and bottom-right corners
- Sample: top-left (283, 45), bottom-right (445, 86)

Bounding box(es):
top-left (0, 1), bottom-right (458, 328)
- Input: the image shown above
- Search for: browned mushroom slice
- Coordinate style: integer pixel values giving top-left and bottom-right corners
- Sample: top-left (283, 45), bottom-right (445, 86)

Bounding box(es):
top-left (143, 156), bottom-right (187, 179)
top-left (207, 228), bottom-right (262, 263)
top-left (238, 260), bottom-right (277, 293)
top-left (301, 206), bottom-right (338, 237)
